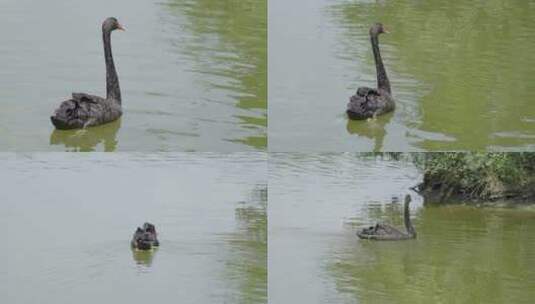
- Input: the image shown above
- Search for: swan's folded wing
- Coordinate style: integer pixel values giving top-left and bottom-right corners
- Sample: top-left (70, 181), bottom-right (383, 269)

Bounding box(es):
top-left (376, 224), bottom-right (405, 236)
top-left (72, 92), bottom-right (105, 104)
top-left (348, 93), bottom-right (366, 106)
top-left (347, 94), bottom-right (375, 118)
top-left (356, 87), bottom-right (378, 97)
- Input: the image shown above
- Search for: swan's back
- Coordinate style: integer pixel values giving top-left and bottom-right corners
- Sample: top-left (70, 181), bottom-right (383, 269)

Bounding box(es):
top-left (51, 93), bottom-right (121, 129)
top-left (357, 223), bottom-right (410, 240)
top-left (347, 87), bottom-right (395, 120)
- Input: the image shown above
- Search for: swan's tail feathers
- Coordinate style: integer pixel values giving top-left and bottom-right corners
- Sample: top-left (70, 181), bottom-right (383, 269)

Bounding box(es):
top-left (51, 97), bottom-right (93, 130)
top-left (51, 110), bottom-right (84, 130)
top-left (50, 115), bottom-right (70, 130)
top-left (347, 92), bottom-right (375, 120)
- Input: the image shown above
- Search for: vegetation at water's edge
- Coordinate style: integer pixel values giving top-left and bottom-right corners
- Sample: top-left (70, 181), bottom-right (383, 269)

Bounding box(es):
top-left (413, 153), bottom-right (535, 202)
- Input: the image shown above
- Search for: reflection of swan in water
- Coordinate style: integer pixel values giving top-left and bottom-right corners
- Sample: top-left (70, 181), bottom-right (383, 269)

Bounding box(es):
top-left (357, 195), bottom-right (416, 240)
top-left (49, 118), bottom-right (120, 151)
top-left (346, 112), bottom-right (391, 152)
top-left (131, 247), bottom-right (158, 267)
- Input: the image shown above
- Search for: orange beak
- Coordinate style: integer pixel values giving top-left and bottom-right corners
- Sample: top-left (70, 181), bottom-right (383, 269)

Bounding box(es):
top-left (117, 23), bottom-right (126, 31)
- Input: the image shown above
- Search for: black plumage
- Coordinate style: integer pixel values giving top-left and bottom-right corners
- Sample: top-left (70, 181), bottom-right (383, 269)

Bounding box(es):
top-left (51, 17), bottom-right (124, 129)
top-left (347, 23), bottom-right (395, 120)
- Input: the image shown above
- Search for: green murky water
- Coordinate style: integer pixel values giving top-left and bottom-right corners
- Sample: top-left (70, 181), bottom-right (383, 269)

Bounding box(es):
top-left (269, 154), bottom-right (535, 303)
top-left (0, 153), bottom-right (267, 303)
top-left (269, 0), bottom-right (535, 151)
top-left (0, 0), bottom-right (266, 151)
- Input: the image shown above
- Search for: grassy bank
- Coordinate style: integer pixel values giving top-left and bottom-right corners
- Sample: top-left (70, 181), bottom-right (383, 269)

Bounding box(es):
top-left (413, 153), bottom-right (535, 202)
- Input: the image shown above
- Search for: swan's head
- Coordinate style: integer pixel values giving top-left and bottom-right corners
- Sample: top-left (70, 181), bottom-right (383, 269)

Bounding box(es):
top-left (102, 17), bottom-right (125, 32)
top-left (370, 23), bottom-right (389, 36)
top-left (404, 194), bottom-right (412, 204)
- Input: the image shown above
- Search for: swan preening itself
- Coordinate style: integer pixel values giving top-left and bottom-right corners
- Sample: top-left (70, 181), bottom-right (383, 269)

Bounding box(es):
top-left (357, 195), bottom-right (416, 241)
top-left (347, 23), bottom-right (395, 120)
top-left (51, 17), bottom-right (125, 130)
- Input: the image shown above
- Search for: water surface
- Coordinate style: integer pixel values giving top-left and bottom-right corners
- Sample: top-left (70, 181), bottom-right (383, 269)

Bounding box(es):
top-left (0, 153), bottom-right (267, 304)
top-left (0, 0), bottom-right (266, 151)
top-left (269, 0), bottom-right (535, 151)
top-left (269, 154), bottom-right (535, 303)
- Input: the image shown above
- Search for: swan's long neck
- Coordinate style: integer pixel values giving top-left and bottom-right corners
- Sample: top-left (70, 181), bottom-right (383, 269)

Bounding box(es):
top-left (103, 29), bottom-right (121, 103)
top-left (370, 34), bottom-right (391, 94)
top-left (404, 198), bottom-right (416, 237)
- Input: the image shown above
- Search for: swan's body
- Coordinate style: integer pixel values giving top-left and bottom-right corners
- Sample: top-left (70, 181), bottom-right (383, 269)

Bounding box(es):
top-left (131, 222), bottom-right (160, 251)
top-left (347, 23), bottom-right (395, 120)
top-left (357, 195), bottom-right (416, 241)
top-left (51, 17), bottom-right (124, 130)
top-left (51, 93), bottom-right (121, 129)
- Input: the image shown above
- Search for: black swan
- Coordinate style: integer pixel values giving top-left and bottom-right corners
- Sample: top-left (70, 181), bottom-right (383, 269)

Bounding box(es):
top-left (357, 195), bottom-right (416, 240)
top-left (131, 222), bottom-right (160, 251)
top-left (50, 17), bottom-right (125, 130)
top-left (347, 23), bottom-right (395, 120)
